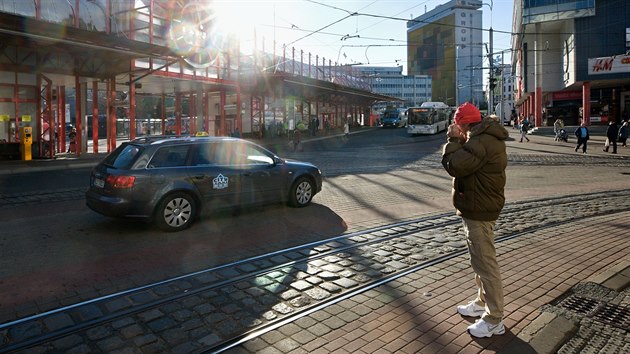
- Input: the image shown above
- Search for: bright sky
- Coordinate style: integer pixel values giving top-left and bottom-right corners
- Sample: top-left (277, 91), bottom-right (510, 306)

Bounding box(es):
top-left (212, 0), bottom-right (514, 75)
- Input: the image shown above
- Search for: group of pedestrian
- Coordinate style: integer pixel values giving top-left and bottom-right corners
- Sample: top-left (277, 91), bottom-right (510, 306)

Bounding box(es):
top-left (572, 119), bottom-right (628, 154)
top-left (602, 120), bottom-right (629, 154)
top-left (310, 117), bottom-right (320, 136)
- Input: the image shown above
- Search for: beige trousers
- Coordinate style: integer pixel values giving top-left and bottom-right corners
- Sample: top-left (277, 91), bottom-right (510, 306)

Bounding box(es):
top-left (461, 217), bottom-right (504, 324)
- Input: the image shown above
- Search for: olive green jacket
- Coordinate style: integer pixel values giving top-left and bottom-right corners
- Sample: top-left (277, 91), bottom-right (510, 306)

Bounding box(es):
top-left (441, 118), bottom-right (509, 221)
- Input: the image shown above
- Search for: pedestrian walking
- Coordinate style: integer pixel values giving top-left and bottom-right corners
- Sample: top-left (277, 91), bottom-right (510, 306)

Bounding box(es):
top-left (343, 120), bottom-right (349, 137)
top-left (292, 129), bottom-right (302, 151)
top-left (67, 127), bottom-right (77, 153)
top-left (441, 102), bottom-right (509, 338)
top-left (519, 116), bottom-right (530, 142)
top-left (603, 120), bottom-right (619, 154)
top-left (618, 121), bottom-right (628, 147)
top-left (574, 123), bottom-right (590, 153)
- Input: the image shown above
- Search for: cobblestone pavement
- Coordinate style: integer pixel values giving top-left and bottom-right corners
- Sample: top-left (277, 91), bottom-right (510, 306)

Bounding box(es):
top-left (236, 212), bottom-right (628, 354)
top-left (1, 189), bottom-right (628, 353)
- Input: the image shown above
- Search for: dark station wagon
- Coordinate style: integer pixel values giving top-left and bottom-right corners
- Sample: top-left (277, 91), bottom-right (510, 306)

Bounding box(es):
top-left (86, 136), bottom-right (323, 231)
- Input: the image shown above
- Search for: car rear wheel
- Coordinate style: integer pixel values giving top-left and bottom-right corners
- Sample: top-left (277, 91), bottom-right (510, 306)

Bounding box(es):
top-left (288, 176), bottom-right (314, 207)
top-left (155, 192), bottom-right (196, 231)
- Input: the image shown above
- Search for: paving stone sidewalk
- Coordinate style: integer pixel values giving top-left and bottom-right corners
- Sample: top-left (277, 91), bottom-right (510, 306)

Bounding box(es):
top-left (235, 212), bottom-right (630, 353)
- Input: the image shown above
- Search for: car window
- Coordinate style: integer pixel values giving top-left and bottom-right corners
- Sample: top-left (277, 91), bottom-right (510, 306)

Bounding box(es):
top-left (191, 143), bottom-right (218, 166)
top-left (148, 145), bottom-right (190, 168)
top-left (214, 141), bottom-right (274, 166)
top-left (102, 144), bottom-right (142, 169)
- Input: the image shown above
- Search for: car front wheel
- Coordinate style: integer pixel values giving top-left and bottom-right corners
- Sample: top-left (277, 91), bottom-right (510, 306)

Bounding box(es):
top-left (288, 177), bottom-right (314, 207)
top-left (155, 192), bottom-right (196, 232)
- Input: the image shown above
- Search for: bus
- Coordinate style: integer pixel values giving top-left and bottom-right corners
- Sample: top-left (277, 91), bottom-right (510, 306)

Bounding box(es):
top-left (406, 102), bottom-right (451, 135)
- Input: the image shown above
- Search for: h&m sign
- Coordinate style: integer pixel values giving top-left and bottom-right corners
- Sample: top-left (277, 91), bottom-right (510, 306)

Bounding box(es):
top-left (588, 55), bottom-right (630, 75)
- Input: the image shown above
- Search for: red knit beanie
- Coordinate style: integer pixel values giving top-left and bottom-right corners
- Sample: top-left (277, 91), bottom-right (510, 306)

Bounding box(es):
top-left (453, 102), bottom-right (481, 125)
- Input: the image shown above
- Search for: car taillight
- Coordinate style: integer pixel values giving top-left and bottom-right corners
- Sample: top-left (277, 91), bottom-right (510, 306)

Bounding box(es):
top-left (106, 175), bottom-right (136, 188)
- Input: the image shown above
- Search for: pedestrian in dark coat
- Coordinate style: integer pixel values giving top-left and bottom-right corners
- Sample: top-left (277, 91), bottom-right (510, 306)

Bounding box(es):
top-left (574, 123), bottom-right (589, 153)
top-left (618, 121), bottom-right (628, 147)
top-left (603, 120), bottom-right (619, 153)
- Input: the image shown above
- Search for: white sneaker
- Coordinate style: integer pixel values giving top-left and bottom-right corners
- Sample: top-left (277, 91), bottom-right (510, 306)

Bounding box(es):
top-left (457, 301), bottom-right (485, 317)
top-left (467, 318), bottom-right (505, 338)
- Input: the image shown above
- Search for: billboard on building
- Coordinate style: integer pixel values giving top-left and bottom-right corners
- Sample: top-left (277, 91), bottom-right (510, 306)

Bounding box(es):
top-left (407, 14), bottom-right (456, 105)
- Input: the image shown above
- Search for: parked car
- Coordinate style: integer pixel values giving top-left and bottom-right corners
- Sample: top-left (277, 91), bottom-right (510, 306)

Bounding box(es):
top-left (86, 136), bottom-right (323, 231)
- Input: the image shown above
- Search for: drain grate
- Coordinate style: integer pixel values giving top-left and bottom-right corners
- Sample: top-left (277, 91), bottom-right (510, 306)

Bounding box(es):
top-left (557, 295), bottom-right (630, 331)
top-left (592, 303), bottom-right (630, 331)
top-left (558, 295), bottom-right (599, 316)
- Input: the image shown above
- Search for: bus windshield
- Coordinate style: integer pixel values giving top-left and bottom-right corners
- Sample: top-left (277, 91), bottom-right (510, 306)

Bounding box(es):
top-left (408, 108), bottom-right (436, 125)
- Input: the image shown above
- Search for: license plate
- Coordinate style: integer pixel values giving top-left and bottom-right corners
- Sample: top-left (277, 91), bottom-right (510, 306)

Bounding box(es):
top-left (94, 178), bottom-right (105, 188)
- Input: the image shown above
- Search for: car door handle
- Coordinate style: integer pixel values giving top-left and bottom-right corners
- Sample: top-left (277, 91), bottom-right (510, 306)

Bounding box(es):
top-left (242, 172), bottom-right (253, 177)
top-left (194, 175), bottom-right (206, 179)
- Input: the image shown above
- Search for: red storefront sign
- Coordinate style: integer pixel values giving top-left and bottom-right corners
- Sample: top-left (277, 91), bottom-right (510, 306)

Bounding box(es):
top-left (552, 91), bottom-right (582, 101)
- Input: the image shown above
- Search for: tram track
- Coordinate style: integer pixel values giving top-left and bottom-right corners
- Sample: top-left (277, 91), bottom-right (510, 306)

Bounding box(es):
top-left (2, 189), bottom-right (630, 353)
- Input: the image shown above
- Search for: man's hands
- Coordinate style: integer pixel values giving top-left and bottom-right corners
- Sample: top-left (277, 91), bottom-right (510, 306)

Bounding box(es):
top-left (447, 124), bottom-right (466, 140)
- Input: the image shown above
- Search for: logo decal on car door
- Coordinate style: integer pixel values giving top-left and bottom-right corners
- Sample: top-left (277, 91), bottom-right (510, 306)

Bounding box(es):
top-left (213, 174), bottom-right (229, 189)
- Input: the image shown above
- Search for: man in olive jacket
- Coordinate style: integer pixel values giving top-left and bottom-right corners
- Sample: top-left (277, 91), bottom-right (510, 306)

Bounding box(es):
top-left (441, 102), bottom-right (509, 338)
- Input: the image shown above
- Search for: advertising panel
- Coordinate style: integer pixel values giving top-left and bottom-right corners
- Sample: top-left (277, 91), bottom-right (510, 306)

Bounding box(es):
top-left (407, 14), bottom-right (455, 104)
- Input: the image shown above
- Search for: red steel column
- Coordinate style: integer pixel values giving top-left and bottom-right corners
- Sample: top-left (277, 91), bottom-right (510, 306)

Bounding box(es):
top-left (75, 75), bottom-right (82, 156)
top-left (236, 88), bottom-right (242, 133)
top-left (161, 93), bottom-right (165, 135)
top-left (203, 91), bottom-right (209, 133)
top-left (175, 92), bottom-right (182, 136)
top-left (108, 77), bottom-right (117, 153)
top-left (60, 86), bottom-right (66, 152)
top-left (129, 76), bottom-right (136, 140)
top-left (189, 92), bottom-right (196, 135)
top-left (535, 86), bottom-right (542, 127)
top-left (220, 89), bottom-right (226, 136)
top-left (583, 81), bottom-right (591, 126)
top-left (92, 81), bottom-right (98, 153)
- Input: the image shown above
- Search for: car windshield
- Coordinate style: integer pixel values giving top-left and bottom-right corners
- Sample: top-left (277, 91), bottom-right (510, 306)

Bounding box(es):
top-left (102, 144), bottom-right (143, 169)
top-left (383, 112), bottom-right (399, 119)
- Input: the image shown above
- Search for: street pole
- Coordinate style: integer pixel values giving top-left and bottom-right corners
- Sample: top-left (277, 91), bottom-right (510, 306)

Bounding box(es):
top-left (455, 45), bottom-right (459, 106)
top-left (488, 27), bottom-right (494, 114)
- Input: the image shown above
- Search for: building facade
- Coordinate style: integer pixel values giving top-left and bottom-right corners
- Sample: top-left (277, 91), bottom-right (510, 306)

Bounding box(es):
top-left (407, 0), bottom-right (484, 107)
top-left (512, 0), bottom-right (630, 126)
top-left (354, 66), bottom-right (432, 111)
top-left (490, 63), bottom-right (516, 123)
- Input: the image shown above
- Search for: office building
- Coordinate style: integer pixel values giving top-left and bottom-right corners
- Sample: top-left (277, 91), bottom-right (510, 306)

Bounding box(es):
top-left (512, 0), bottom-right (630, 126)
top-left (355, 66), bottom-right (432, 111)
top-left (407, 0), bottom-right (484, 107)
